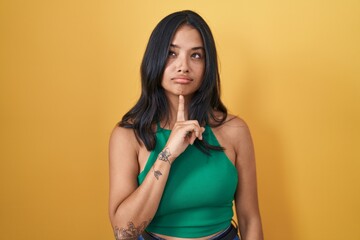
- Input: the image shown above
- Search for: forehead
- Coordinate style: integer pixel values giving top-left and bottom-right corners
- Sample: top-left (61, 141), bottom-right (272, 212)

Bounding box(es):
top-left (171, 24), bottom-right (204, 48)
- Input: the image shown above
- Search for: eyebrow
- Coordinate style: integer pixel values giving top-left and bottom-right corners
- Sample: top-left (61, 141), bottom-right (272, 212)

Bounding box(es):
top-left (170, 44), bottom-right (204, 50)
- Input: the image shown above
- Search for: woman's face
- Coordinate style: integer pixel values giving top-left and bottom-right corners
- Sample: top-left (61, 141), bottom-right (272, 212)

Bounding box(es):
top-left (161, 24), bottom-right (205, 98)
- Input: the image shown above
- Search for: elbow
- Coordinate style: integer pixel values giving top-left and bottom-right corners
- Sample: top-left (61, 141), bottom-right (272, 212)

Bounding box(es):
top-left (109, 202), bottom-right (121, 227)
top-left (238, 215), bottom-right (263, 240)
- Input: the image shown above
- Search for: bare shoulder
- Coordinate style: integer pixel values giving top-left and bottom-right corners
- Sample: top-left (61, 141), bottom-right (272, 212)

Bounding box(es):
top-left (215, 114), bottom-right (252, 142)
top-left (224, 114), bottom-right (250, 128)
top-left (210, 113), bottom-right (254, 163)
top-left (110, 123), bottom-right (138, 144)
top-left (109, 124), bottom-right (140, 159)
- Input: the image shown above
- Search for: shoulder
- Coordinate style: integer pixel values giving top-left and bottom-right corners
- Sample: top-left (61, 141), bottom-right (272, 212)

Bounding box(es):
top-left (214, 113), bottom-right (251, 137)
top-left (212, 114), bottom-right (254, 151)
top-left (224, 114), bottom-right (249, 127)
top-left (109, 123), bottom-right (140, 155)
top-left (110, 123), bottom-right (135, 142)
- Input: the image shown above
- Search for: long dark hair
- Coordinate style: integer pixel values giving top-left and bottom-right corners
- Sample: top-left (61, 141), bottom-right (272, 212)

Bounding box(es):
top-left (120, 10), bottom-right (227, 153)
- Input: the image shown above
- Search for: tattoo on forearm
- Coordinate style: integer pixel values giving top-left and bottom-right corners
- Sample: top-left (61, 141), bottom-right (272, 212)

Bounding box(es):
top-left (114, 219), bottom-right (150, 240)
top-left (158, 148), bottom-right (171, 165)
top-left (151, 148), bottom-right (171, 180)
top-left (152, 166), bottom-right (162, 180)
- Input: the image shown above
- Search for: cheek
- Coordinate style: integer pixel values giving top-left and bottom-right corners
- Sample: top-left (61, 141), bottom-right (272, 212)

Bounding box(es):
top-left (197, 61), bottom-right (205, 73)
top-left (197, 64), bottom-right (205, 79)
top-left (162, 62), bottom-right (174, 78)
top-left (161, 69), bottom-right (175, 92)
top-left (164, 59), bottom-right (175, 72)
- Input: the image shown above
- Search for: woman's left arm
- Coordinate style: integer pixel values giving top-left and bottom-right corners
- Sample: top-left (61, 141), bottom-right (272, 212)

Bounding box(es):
top-left (232, 118), bottom-right (264, 240)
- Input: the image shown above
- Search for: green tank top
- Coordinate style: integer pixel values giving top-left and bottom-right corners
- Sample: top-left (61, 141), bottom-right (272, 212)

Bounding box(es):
top-left (138, 124), bottom-right (238, 238)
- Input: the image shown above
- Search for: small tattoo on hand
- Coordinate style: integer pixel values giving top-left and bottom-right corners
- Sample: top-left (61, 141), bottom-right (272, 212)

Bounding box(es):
top-left (159, 148), bottom-right (171, 165)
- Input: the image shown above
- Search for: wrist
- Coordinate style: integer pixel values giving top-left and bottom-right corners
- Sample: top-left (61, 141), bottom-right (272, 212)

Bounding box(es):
top-left (158, 147), bottom-right (173, 165)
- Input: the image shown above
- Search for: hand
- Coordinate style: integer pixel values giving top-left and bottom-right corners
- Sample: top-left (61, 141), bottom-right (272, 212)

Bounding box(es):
top-left (164, 95), bottom-right (205, 159)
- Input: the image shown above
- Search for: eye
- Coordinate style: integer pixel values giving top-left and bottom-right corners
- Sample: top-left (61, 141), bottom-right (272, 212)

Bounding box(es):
top-left (168, 51), bottom-right (177, 57)
top-left (191, 52), bottom-right (203, 59)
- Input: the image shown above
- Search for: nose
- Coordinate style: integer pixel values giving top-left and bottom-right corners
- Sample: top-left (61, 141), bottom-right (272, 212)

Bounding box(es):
top-left (176, 55), bottom-right (189, 73)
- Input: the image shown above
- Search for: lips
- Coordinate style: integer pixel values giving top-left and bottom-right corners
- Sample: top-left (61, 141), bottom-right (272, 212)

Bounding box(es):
top-left (171, 76), bottom-right (193, 84)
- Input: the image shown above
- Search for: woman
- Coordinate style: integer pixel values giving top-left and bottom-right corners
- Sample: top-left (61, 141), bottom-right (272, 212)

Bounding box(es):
top-left (109, 10), bottom-right (263, 240)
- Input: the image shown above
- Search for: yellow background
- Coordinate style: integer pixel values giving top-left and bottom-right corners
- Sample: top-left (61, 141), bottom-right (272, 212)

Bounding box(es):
top-left (1, 1), bottom-right (359, 239)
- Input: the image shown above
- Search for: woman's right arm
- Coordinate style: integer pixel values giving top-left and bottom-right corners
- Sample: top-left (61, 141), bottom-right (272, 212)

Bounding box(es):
top-left (108, 125), bottom-right (173, 240)
top-left (109, 95), bottom-right (204, 239)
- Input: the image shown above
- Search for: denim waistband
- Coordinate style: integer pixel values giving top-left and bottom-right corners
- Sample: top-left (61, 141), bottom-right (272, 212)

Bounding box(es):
top-left (139, 223), bottom-right (239, 240)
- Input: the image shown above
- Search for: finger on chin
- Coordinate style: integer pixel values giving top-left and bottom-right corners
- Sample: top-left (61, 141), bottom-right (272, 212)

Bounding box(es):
top-left (177, 95), bottom-right (185, 121)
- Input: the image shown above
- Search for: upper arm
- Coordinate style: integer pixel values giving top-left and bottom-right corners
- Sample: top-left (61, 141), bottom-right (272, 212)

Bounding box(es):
top-left (228, 118), bottom-right (261, 223)
top-left (108, 125), bottom-right (139, 221)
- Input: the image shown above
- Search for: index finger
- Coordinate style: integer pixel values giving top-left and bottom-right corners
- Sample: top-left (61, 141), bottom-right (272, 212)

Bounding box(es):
top-left (177, 95), bottom-right (185, 121)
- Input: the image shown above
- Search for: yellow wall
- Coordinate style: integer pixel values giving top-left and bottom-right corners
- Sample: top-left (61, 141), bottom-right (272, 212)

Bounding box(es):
top-left (1, 1), bottom-right (359, 239)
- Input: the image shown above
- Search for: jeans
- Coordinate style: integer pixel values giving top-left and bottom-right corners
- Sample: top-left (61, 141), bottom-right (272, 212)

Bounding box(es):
top-left (138, 224), bottom-right (240, 240)
top-left (138, 236), bottom-right (240, 240)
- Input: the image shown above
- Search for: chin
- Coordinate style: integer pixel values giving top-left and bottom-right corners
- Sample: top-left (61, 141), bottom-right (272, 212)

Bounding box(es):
top-left (163, 89), bottom-right (193, 98)
top-left (173, 89), bottom-right (196, 97)
top-left (177, 85), bottom-right (199, 95)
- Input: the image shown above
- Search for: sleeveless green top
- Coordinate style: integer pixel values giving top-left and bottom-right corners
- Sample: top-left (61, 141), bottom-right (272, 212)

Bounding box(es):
top-left (138, 124), bottom-right (238, 238)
